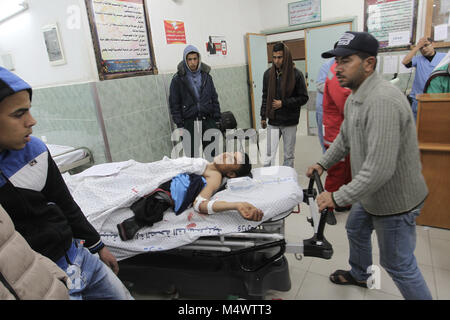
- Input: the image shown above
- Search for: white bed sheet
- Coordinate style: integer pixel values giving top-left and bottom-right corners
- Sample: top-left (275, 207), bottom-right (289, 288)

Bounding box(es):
top-left (64, 157), bottom-right (302, 261)
top-left (47, 144), bottom-right (87, 168)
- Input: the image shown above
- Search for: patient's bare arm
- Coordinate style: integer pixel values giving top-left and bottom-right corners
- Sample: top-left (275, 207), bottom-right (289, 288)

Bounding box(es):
top-left (193, 165), bottom-right (264, 221)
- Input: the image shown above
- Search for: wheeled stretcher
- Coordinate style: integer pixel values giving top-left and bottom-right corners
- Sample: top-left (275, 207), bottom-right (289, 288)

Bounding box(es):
top-left (116, 173), bottom-right (334, 299)
top-left (64, 157), bottom-right (333, 299)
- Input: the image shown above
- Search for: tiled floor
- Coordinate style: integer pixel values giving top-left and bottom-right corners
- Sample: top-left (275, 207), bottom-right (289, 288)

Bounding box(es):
top-left (133, 109), bottom-right (450, 300)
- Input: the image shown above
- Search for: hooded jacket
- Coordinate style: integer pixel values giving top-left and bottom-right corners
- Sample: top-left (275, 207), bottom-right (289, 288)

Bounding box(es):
top-left (169, 45), bottom-right (221, 128)
top-left (0, 205), bottom-right (69, 300)
top-left (0, 67), bottom-right (104, 262)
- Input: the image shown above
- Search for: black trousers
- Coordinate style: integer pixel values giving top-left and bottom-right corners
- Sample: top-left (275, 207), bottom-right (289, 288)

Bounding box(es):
top-left (182, 117), bottom-right (219, 161)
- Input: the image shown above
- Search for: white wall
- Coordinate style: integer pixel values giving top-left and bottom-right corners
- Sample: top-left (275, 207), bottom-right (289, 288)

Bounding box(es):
top-left (0, 0), bottom-right (263, 87)
top-left (0, 0), bottom-right (98, 88)
top-left (146, 0), bottom-right (262, 73)
top-left (258, 0), bottom-right (364, 32)
top-left (259, 0), bottom-right (427, 40)
top-left (0, 0), bottom-right (429, 88)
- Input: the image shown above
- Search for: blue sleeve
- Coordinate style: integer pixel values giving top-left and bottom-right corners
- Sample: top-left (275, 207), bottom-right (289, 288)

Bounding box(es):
top-left (411, 56), bottom-right (418, 68)
top-left (317, 60), bottom-right (331, 84)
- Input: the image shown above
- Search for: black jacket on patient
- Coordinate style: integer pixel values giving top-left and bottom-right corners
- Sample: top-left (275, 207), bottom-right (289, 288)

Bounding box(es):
top-left (117, 174), bottom-right (206, 241)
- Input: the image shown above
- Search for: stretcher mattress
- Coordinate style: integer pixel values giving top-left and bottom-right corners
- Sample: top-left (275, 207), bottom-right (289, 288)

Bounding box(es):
top-left (64, 157), bottom-right (303, 261)
top-left (47, 144), bottom-right (88, 168)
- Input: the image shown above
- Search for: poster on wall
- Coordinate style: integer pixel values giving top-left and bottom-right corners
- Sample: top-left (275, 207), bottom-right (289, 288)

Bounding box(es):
top-left (85, 0), bottom-right (157, 80)
top-left (42, 23), bottom-right (66, 66)
top-left (288, 0), bottom-right (321, 26)
top-left (364, 0), bottom-right (418, 50)
top-left (205, 36), bottom-right (227, 56)
top-left (164, 20), bottom-right (186, 44)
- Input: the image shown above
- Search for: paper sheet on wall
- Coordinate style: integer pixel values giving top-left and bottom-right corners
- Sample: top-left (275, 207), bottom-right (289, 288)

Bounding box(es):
top-left (434, 24), bottom-right (448, 41)
top-left (388, 31), bottom-right (410, 47)
top-left (398, 55), bottom-right (412, 74)
top-left (383, 55), bottom-right (398, 74)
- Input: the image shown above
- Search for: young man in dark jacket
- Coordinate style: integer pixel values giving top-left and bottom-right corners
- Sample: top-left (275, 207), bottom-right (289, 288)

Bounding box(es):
top-left (261, 42), bottom-right (309, 168)
top-left (169, 45), bottom-right (221, 162)
top-left (0, 67), bottom-right (132, 300)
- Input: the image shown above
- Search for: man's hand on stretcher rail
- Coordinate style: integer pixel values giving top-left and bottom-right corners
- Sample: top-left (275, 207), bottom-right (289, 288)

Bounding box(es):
top-left (306, 163), bottom-right (336, 212)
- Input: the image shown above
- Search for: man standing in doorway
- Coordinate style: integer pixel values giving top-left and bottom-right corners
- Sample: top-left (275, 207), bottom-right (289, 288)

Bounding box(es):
top-left (169, 45), bottom-right (222, 161)
top-left (402, 37), bottom-right (446, 120)
top-left (261, 42), bottom-right (309, 167)
top-left (307, 31), bottom-right (432, 300)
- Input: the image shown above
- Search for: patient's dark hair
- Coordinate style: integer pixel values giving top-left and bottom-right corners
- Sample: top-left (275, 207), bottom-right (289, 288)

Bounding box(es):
top-left (234, 153), bottom-right (252, 178)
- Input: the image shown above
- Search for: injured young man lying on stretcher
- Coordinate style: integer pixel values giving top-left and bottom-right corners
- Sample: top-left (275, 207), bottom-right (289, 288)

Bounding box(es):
top-left (64, 152), bottom-right (302, 261)
top-left (116, 152), bottom-right (263, 241)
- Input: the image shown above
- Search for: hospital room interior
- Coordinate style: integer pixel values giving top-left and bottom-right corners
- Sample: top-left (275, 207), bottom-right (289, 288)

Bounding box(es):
top-left (1, 0), bottom-right (450, 300)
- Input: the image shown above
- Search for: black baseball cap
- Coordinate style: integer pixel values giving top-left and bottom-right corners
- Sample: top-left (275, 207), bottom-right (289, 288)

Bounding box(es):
top-left (322, 31), bottom-right (379, 58)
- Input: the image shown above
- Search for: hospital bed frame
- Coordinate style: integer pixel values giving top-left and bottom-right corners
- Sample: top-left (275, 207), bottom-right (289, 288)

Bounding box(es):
top-left (117, 171), bottom-right (333, 299)
top-left (55, 147), bottom-right (94, 173)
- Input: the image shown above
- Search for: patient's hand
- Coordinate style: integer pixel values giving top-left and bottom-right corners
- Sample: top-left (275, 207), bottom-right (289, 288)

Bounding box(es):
top-left (98, 247), bottom-right (119, 275)
top-left (237, 202), bottom-right (263, 221)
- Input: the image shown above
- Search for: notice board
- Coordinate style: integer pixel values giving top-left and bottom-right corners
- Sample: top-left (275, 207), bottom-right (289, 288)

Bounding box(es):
top-left (364, 0), bottom-right (418, 51)
top-left (85, 0), bottom-right (157, 80)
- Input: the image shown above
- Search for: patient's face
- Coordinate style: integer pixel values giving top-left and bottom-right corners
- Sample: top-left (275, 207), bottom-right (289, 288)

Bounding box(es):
top-left (214, 152), bottom-right (244, 177)
top-left (0, 91), bottom-right (36, 152)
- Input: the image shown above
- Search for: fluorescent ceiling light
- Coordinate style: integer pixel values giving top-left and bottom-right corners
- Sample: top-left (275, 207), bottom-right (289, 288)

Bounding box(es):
top-left (0, 1), bottom-right (29, 24)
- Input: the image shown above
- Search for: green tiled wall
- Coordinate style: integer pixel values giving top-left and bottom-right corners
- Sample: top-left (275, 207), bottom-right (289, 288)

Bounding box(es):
top-left (30, 64), bottom-right (253, 166)
top-left (96, 74), bottom-right (173, 163)
top-left (31, 83), bottom-right (107, 164)
top-left (210, 65), bottom-right (252, 129)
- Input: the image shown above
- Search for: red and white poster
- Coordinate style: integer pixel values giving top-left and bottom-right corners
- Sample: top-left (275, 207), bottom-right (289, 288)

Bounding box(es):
top-left (164, 20), bottom-right (186, 44)
top-left (206, 36), bottom-right (227, 56)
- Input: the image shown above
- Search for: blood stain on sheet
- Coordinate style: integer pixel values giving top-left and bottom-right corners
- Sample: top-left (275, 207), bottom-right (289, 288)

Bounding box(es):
top-left (186, 223), bottom-right (196, 229)
top-left (188, 212), bottom-right (194, 221)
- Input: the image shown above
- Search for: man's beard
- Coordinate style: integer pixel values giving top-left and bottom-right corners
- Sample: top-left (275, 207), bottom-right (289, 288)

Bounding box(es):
top-left (336, 65), bottom-right (365, 91)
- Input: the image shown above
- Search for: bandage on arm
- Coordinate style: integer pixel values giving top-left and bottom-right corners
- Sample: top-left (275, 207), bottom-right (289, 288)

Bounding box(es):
top-left (207, 199), bottom-right (217, 214)
top-left (194, 195), bottom-right (218, 215)
top-left (193, 195), bottom-right (207, 212)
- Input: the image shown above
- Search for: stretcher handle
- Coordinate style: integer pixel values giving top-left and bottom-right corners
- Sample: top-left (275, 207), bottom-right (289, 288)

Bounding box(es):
top-left (313, 169), bottom-right (325, 194)
top-left (309, 169), bottom-right (328, 242)
top-left (307, 169), bottom-right (324, 195)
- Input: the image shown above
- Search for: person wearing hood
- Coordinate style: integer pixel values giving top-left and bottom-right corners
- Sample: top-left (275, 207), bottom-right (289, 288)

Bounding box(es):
top-left (260, 42), bottom-right (309, 168)
top-left (0, 67), bottom-right (133, 300)
top-left (169, 45), bottom-right (221, 161)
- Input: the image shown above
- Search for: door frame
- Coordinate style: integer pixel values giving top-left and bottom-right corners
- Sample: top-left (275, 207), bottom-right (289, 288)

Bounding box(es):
top-left (304, 21), bottom-right (353, 88)
top-left (246, 33), bottom-right (267, 129)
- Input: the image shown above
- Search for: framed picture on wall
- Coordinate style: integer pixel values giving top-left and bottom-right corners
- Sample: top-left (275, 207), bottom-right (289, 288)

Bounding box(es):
top-left (42, 24), bottom-right (66, 66)
top-left (364, 0), bottom-right (418, 51)
top-left (84, 0), bottom-right (158, 80)
top-left (288, 0), bottom-right (321, 26)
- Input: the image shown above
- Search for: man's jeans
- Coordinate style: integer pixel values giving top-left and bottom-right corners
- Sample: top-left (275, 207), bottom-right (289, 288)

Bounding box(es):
top-left (410, 97), bottom-right (418, 122)
top-left (346, 202), bottom-right (432, 300)
top-left (61, 244), bottom-right (133, 300)
top-left (264, 124), bottom-right (297, 168)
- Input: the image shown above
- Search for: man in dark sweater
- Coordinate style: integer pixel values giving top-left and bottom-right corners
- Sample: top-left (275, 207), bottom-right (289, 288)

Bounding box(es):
top-left (0, 67), bottom-right (132, 300)
top-left (260, 42), bottom-right (309, 168)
